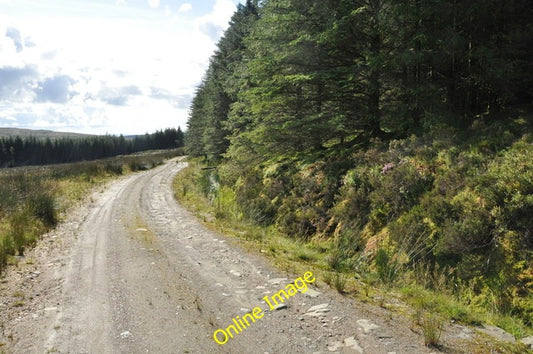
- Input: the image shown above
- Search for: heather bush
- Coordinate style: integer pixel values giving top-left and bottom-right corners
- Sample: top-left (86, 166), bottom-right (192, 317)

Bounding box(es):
top-left (388, 205), bottom-right (437, 263)
top-left (331, 168), bottom-right (372, 235)
top-left (233, 167), bottom-right (277, 225)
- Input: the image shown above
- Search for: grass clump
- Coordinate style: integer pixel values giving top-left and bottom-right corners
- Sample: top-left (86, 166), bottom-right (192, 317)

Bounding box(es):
top-left (375, 248), bottom-right (400, 285)
top-left (28, 191), bottom-right (57, 228)
top-left (333, 273), bottom-right (347, 293)
top-left (422, 312), bottom-right (443, 347)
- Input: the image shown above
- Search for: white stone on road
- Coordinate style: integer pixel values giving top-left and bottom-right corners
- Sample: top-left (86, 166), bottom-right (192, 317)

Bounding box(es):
top-left (305, 303), bottom-right (331, 317)
top-left (268, 277), bottom-right (288, 284)
top-left (344, 336), bottom-right (363, 353)
top-left (357, 319), bottom-right (379, 334)
top-left (301, 288), bottom-right (321, 298)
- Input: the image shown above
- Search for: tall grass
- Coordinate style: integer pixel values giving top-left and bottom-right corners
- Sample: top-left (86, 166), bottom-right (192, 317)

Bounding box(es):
top-left (0, 149), bottom-right (181, 272)
top-left (422, 313), bottom-right (443, 347)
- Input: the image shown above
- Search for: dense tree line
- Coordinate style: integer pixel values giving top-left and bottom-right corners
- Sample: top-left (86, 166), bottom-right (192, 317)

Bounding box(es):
top-left (185, 0), bottom-right (533, 328)
top-left (0, 128), bottom-right (184, 167)
top-left (187, 0), bottom-right (532, 161)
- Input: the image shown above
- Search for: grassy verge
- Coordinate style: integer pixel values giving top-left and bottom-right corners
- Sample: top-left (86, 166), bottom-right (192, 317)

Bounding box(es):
top-left (0, 149), bottom-right (181, 273)
top-left (173, 159), bottom-right (331, 274)
top-left (173, 158), bottom-right (532, 352)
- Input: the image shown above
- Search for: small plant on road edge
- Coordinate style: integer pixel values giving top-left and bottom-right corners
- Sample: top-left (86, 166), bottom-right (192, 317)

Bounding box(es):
top-left (333, 273), bottom-right (347, 293)
top-left (422, 312), bottom-right (443, 347)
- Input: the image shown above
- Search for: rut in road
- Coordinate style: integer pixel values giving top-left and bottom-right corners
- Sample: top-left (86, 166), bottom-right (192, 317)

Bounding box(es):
top-left (12, 158), bottom-right (448, 353)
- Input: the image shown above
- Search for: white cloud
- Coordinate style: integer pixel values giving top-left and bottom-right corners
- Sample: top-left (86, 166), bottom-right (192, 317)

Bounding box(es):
top-left (178, 3), bottom-right (192, 13)
top-left (147, 0), bottom-right (160, 8)
top-left (195, 0), bottom-right (236, 41)
top-left (0, 0), bottom-right (241, 135)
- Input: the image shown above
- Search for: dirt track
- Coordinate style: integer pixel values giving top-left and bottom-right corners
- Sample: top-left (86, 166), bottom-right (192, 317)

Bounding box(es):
top-left (0, 158), bottom-right (476, 353)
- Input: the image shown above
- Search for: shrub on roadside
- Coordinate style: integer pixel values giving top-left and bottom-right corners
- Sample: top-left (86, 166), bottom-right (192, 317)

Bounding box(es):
top-left (104, 163), bottom-right (123, 175)
top-left (10, 210), bottom-right (28, 256)
top-left (27, 191), bottom-right (57, 228)
top-left (375, 248), bottom-right (400, 285)
top-left (368, 161), bottom-right (433, 231)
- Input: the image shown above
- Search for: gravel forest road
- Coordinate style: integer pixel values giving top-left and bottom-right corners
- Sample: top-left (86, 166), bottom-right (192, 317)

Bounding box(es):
top-left (0, 158), bottom-right (470, 353)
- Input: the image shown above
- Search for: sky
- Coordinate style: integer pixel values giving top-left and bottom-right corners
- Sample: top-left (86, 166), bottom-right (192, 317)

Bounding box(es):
top-left (0, 0), bottom-right (245, 135)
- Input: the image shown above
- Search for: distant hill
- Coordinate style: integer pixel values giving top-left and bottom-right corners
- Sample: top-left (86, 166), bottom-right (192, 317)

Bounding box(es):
top-left (0, 128), bottom-right (96, 139)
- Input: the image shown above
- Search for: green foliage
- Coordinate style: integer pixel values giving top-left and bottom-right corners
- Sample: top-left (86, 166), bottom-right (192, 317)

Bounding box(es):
top-left (186, 1), bottom-right (259, 162)
top-left (10, 210), bottom-right (28, 256)
top-left (201, 122), bottom-right (531, 331)
top-left (214, 186), bottom-right (241, 221)
top-left (184, 0), bottom-right (533, 337)
top-left (234, 167), bottom-right (277, 226)
top-left (388, 205), bottom-right (436, 263)
top-left (104, 163), bottom-right (123, 175)
top-left (189, 0), bottom-right (532, 161)
top-left (422, 313), bottom-right (443, 347)
top-left (333, 273), bottom-right (347, 293)
top-left (375, 248), bottom-right (399, 284)
top-left (326, 232), bottom-right (362, 272)
top-left (0, 231), bottom-right (14, 268)
top-left (274, 160), bottom-right (347, 239)
top-left (28, 191), bottom-right (57, 228)
top-left (128, 161), bottom-right (146, 172)
top-left (368, 162), bottom-right (433, 230)
top-left (401, 284), bottom-right (480, 326)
